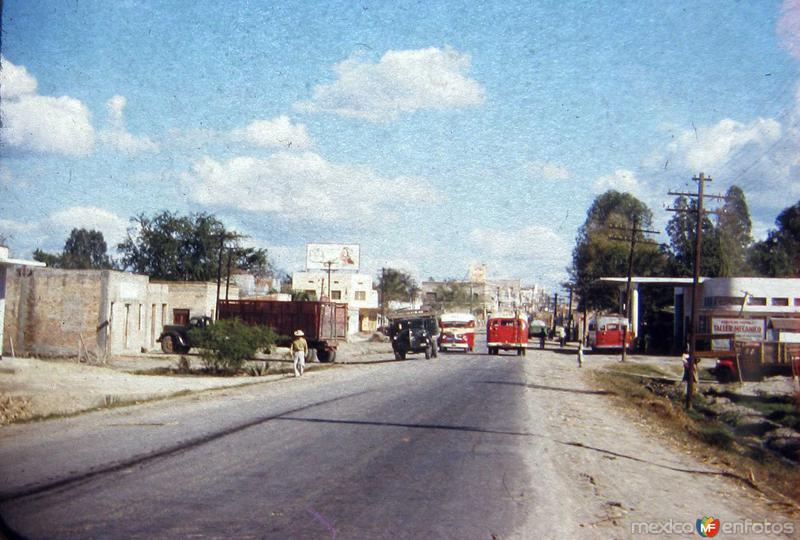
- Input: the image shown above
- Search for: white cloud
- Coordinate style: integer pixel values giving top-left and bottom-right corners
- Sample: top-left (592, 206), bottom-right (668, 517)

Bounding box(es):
top-left (0, 55), bottom-right (37, 99)
top-left (592, 169), bottom-right (644, 195)
top-left (525, 160), bottom-right (570, 181)
top-left (230, 115), bottom-right (312, 149)
top-left (294, 46), bottom-right (485, 122)
top-left (46, 206), bottom-right (130, 247)
top-left (181, 152), bottom-right (438, 225)
top-left (658, 118), bottom-right (781, 172)
top-left (0, 57), bottom-right (95, 156)
top-left (98, 95), bottom-right (158, 154)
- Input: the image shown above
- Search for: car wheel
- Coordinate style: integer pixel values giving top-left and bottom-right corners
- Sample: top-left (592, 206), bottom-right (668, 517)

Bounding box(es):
top-left (161, 335), bottom-right (176, 354)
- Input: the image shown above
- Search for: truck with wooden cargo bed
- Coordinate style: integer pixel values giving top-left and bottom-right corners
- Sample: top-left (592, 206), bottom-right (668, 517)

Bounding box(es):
top-left (217, 299), bottom-right (348, 362)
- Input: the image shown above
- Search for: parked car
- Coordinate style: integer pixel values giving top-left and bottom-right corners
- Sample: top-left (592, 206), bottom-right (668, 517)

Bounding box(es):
top-left (157, 315), bottom-right (213, 354)
top-left (388, 312), bottom-right (440, 360)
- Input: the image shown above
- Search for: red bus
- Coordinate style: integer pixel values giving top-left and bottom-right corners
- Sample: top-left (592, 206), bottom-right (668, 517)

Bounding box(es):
top-left (487, 315), bottom-right (528, 356)
top-left (438, 312), bottom-right (476, 352)
top-left (587, 314), bottom-right (632, 352)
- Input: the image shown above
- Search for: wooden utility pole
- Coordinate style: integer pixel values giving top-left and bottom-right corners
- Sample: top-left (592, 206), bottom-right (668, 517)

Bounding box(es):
top-left (609, 217), bottom-right (659, 362)
top-left (667, 173), bottom-right (728, 409)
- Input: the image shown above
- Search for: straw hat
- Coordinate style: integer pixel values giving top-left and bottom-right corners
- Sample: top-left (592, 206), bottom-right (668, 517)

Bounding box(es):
top-left (294, 330), bottom-right (304, 337)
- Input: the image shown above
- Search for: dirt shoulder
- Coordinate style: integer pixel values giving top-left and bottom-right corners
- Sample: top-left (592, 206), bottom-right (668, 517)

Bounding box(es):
top-left (522, 346), bottom-right (799, 537)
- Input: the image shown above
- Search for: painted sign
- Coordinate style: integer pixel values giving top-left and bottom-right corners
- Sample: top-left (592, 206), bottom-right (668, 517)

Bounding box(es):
top-left (306, 243), bottom-right (360, 271)
top-left (711, 318), bottom-right (764, 348)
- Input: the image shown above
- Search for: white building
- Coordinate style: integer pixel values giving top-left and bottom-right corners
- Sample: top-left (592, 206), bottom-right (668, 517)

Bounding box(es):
top-left (291, 271), bottom-right (379, 334)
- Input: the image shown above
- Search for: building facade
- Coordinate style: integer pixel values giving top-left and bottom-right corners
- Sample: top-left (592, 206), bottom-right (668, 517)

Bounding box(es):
top-left (291, 271), bottom-right (379, 333)
top-left (3, 268), bottom-right (238, 357)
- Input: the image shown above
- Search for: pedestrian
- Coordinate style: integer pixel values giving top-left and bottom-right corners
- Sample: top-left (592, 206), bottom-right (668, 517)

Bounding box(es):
top-left (577, 342), bottom-right (584, 368)
top-left (539, 331), bottom-right (546, 350)
top-left (291, 329), bottom-right (308, 377)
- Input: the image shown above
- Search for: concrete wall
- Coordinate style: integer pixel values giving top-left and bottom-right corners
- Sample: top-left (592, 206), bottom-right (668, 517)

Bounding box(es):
top-left (4, 268), bottom-right (104, 357)
top-left (162, 281), bottom-right (240, 321)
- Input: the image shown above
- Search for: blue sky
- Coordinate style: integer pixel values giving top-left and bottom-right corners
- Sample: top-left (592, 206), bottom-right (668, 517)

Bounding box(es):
top-left (2, 0), bottom-right (800, 290)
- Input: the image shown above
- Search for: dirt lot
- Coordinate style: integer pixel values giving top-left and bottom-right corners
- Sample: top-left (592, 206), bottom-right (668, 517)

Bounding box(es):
top-left (0, 336), bottom-right (395, 424)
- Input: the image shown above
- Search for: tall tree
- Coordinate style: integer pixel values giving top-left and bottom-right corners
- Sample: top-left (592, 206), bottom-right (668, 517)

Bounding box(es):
top-left (568, 190), bottom-right (665, 312)
top-left (33, 228), bottom-right (113, 269)
top-left (716, 185), bottom-right (753, 276)
top-left (377, 268), bottom-right (419, 304)
top-left (665, 195), bottom-right (722, 277)
top-left (749, 200), bottom-right (800, 277)
top-left (117, 211), bottom-right (273, 281)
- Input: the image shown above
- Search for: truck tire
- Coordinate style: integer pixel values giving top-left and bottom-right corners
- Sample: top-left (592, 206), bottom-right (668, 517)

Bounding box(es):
top-left (522, 347), bottom-right (527, 357)
top-left (161, 335), bottom-right (176, 354)
top-left (317, 349), bottom-right (335, 363)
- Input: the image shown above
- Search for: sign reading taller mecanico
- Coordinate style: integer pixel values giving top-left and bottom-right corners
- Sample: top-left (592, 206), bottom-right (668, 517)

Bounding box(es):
top-left (306, 243), bottom-right (360, 271)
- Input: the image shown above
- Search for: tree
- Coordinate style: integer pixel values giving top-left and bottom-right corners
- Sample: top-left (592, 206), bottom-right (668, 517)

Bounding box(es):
top-left (749, 200), bottom-right (800, 277)
top-left (717, 185), bottom-right (753, 276)
top-left (569, 190), bottom-right (665, 312)
top-left (378, 268), bottom-right (419, 304)
top-left (33, 228), bottom-right (113, 269)
top-left (665, 195), bottom-right (722, 277)
top-left (117, 211), bottom-right (274, 281)
top-left (429, 280), bottom-right (478, 311)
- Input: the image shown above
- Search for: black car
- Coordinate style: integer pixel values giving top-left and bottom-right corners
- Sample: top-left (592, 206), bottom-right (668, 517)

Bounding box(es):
top-left (388, 315), bottom-right (440, 360)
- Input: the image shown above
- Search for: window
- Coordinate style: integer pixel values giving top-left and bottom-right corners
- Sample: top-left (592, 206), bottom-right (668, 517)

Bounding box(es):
top-left (355, 291), bottom-right (366, 301)
top-left (426, 292), bottom-right (437, 302)
top-left (795, 298), bottom-right (800, 307)
top-left (710, 296), bottom-right (744, 306)
top-left (747, 297), bottom-right (767, 306)
top-left (771, 297), bottom-right (789, 306)
top-left (304, 289), bottom-right (316, 297)
top-left (331, 290), bottom-right (342, 300)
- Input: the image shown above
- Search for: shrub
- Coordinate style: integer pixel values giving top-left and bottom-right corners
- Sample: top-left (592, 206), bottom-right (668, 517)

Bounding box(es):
top-left (189, 319), bottom-right (276, 373)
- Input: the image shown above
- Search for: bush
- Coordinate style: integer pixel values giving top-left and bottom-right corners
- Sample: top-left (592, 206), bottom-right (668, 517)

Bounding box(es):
top-left (189, 319), bottom-right (276, 373)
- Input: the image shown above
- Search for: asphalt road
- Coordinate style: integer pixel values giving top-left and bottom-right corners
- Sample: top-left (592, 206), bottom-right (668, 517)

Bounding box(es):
top-left (0, 342), bottom-right (568, 539)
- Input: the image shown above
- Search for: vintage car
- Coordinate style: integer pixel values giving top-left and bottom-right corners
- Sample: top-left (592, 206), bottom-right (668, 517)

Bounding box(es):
top-left (388, 312), bottom-right (440, 360)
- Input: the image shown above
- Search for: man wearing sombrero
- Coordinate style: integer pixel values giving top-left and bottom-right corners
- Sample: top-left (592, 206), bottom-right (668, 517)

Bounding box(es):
top-left (291, 330), bottom-right (309, 377)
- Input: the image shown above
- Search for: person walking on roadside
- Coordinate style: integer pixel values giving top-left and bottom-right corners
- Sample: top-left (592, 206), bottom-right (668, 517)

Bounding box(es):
top-left (291, 330), bottom-right (308, 377)
top-left (539, 331), bottom-right (546, 350)
top-left (577, 342), bottom-right (584, 368)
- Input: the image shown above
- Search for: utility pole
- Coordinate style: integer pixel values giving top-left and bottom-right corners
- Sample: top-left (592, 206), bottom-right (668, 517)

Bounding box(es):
top-left (667, 173), bottom-right (728, 410)
top-left (551, 292), bottom-right (558, 335)
top-left (215, 234), bottom-right (225, 320)
top-left (324, 260), bottom-right (334, 301)
top-left (609, 216), bottom-right (659, 362)
top-left (224, 247), bottom-right (233, 301)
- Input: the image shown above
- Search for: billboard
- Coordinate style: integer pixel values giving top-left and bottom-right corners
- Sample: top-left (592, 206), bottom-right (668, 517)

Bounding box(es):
top-left (306, 243), bottom-right (360, 271)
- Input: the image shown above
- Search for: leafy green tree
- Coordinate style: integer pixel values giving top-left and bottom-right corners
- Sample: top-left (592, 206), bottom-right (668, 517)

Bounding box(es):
top-left (117, 211), bottom-right (274, 281)
top-left (377, 268), bottom-right (419, 304)
top-left (717, 185), bottom-right (753, 276)
top-left (568, 190), bottom-right (666, 312)
top-left (429, 280), bottom-right (479, 311)
top-left (749, 200), bottom-right (800, 277)
top-left (33, 228), bottom-right (113, 269)
top-left (665, 195), bottom-right (722, 277)
top-left (189, 319), bottom-right (276, 373)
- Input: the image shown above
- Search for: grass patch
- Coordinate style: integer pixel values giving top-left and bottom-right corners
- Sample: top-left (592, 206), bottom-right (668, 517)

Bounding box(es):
top-left (591, 369), bottom-right (800, 509)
